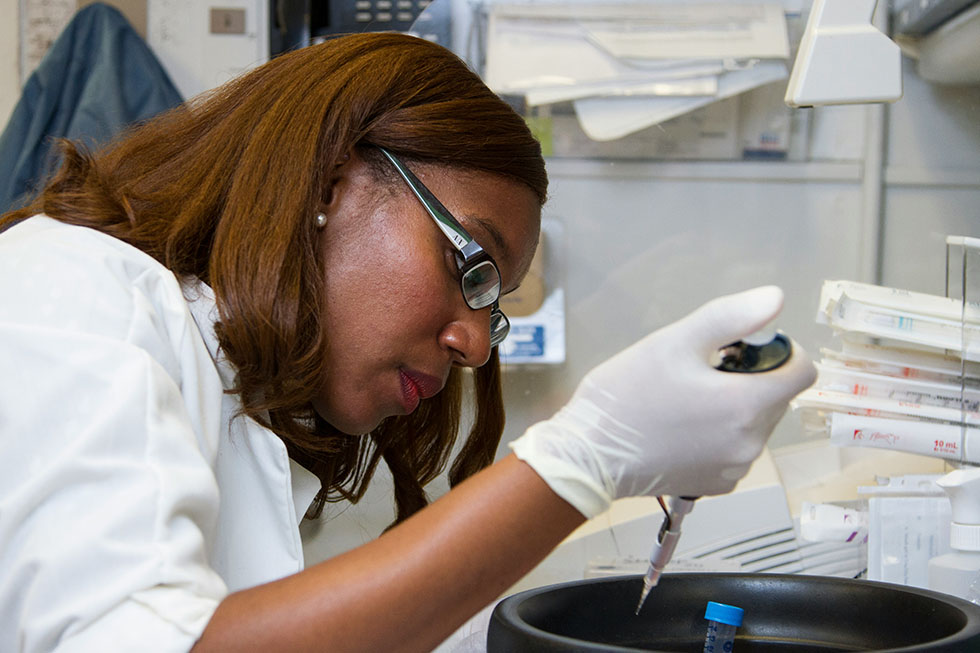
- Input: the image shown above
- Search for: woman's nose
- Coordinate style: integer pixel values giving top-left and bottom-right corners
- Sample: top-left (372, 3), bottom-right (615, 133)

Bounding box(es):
top-left (440, 307), bottom-right (492, 368)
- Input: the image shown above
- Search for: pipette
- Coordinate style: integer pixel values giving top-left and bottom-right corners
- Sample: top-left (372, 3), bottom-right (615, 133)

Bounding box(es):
top-left (634, 495), bottom-right (697, 614)
top-left (634, 332), bottom-right (793, 615)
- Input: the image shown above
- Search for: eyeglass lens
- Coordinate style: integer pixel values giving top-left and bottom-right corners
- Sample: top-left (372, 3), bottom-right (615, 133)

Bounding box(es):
top-left (462, 260), bottom-right (501, 310)
top-left (462, 262), bottom-right (509, 346)
top-left (489, 309), bottom-right (509, 347)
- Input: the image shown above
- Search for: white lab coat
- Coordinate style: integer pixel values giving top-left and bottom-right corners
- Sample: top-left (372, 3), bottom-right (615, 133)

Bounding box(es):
top-left (0, 216), bottom-right (321, 652)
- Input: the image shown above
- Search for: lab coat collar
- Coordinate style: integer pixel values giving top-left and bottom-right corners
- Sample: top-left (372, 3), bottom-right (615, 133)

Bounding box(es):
top-left (180, 280), bottom-right (236, 390)
top-left (289, 458), bottom-right (321, 523)
top-left (182, 279), bottom-right (321, 524)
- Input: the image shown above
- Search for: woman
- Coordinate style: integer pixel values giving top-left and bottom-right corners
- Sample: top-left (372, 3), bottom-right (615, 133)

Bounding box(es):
top-left (0, 32), bottom-right (816, 651)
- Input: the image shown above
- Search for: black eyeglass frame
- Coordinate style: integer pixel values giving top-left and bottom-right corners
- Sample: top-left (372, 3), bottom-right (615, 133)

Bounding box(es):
top-left (378, 147), bottom-right (510, 348)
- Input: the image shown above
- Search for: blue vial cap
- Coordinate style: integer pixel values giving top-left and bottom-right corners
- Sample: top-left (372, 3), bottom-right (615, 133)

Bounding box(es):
top-left (704, 601), bottom-right (744, 627)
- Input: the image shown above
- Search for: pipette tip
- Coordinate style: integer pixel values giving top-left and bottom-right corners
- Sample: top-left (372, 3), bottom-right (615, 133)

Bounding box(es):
top-left (634, 583), bottom-right (652, 615)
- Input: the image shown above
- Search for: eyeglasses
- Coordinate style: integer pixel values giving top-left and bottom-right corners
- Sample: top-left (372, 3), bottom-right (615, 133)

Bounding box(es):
top-left (378, 148), bottom-right (510, 348)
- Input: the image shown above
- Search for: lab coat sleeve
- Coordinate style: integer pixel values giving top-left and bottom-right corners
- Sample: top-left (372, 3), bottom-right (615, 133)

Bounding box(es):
top-left (0, 223), bottom-right (227, 651)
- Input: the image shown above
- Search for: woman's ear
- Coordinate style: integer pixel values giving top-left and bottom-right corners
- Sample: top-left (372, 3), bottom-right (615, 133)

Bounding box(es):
top-left (320, 151), bottom-right (353, 211)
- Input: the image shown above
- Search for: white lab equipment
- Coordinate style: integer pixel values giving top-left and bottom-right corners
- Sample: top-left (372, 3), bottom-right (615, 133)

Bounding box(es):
top-left (860, 475), bottom-right (951, 589)
top-left (929, 467), bottom-right (980, 599)
top-left (784, 0), bottom-right (903, 107)
top-left (799, 501), bottom-right (868, 543)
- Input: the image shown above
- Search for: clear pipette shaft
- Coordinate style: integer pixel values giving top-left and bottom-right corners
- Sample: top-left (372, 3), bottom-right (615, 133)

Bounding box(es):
top-left (634, 496), bottom-right (697, 615)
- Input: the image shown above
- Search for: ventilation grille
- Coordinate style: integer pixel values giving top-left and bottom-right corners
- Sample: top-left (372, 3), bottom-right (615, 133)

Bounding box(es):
top-left (674, 523), bottom-right (866, 578)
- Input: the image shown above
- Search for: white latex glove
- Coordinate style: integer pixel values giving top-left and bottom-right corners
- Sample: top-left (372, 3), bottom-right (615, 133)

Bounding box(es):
top-left (510, 286), bottom-right (817, 518)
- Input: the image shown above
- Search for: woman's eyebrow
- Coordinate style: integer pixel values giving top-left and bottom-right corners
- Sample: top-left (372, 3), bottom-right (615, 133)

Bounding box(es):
top-left (464, 214), bottom-right (511, 264)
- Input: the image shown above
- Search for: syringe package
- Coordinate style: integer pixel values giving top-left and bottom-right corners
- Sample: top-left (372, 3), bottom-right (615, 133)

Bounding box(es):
top-left (792, 272), bottom-right (980, 464)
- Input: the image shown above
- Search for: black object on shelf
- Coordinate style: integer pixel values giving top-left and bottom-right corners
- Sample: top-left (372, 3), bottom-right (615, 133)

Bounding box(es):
top-left (270, 0), bottom-right (451, 58)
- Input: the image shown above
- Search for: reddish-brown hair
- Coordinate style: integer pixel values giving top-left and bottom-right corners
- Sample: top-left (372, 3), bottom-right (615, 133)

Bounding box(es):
top-left (1, 32), bottom-right (547, 524)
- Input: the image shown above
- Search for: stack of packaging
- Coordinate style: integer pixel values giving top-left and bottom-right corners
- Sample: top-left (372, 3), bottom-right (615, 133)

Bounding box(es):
top-left (792, 280), bottom-right (980, 464)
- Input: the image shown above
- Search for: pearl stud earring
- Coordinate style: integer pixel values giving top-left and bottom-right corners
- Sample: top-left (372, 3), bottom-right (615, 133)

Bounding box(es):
top-left (315, 212), bottom-right (327, 228)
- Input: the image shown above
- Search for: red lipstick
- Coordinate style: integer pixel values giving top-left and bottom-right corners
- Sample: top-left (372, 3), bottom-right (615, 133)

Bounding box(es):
top-left (398, 369), bottom-right (443, 413)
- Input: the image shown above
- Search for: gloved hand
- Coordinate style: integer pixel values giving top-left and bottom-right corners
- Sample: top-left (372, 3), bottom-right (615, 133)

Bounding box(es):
top-left (510, 286), bottom-right (817, 518)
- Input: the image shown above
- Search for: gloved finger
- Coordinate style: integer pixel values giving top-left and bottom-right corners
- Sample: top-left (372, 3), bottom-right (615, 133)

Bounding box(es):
top-left (680, 286), bottom-right (786, 355)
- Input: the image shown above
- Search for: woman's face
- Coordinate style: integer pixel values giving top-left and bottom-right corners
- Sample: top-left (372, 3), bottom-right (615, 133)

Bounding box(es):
top-left (314, 151), bottom-right (541, 435)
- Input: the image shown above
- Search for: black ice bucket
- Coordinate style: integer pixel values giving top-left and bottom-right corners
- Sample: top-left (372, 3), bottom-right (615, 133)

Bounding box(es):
top-left (487, 573), bottom-right (980, 652)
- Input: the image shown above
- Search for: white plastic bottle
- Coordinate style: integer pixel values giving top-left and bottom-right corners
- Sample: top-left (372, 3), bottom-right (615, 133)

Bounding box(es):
top-left (928, 467), bottom-right (980, 599)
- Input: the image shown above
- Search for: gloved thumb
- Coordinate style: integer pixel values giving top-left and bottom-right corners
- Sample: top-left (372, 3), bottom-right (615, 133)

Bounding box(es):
top-left (679, 285), bottom-right (785, 354)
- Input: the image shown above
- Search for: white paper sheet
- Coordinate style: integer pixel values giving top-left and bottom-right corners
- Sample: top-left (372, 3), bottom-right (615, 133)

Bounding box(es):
top-left (586, 3), bottom-right (790, 60)
top-left (572, 60), bottom-right (787, 141)
top-left (525, 74), bottom-right (719, 107)
top-left (485, 2), bottom-right (789, 93)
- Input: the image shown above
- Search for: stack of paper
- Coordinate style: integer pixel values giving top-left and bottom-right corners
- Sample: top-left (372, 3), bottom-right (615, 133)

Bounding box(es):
top-left (793, 280), bottom-right (980, 465)
top-left (483, 1), bottom-right (793, 141)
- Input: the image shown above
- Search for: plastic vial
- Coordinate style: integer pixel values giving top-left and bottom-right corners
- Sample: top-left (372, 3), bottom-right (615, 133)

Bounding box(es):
top-left (703, 601), bottom-right (743, 653)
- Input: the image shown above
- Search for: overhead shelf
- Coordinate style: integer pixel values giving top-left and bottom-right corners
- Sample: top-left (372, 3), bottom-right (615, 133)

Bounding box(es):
top-left (544, 158), bottom-right (862, 183)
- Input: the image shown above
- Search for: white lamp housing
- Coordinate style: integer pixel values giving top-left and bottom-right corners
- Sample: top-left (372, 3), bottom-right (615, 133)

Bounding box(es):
top-left (785, 0), bottom-right (903, 107)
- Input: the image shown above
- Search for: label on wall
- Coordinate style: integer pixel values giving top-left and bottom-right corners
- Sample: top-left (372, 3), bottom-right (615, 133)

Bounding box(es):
top-left (500, 288), bottom-right (566, 365)
top-left (20, 0), bottom-right (77, 82)
top-left (498, 217), bottom-right (566, 366)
